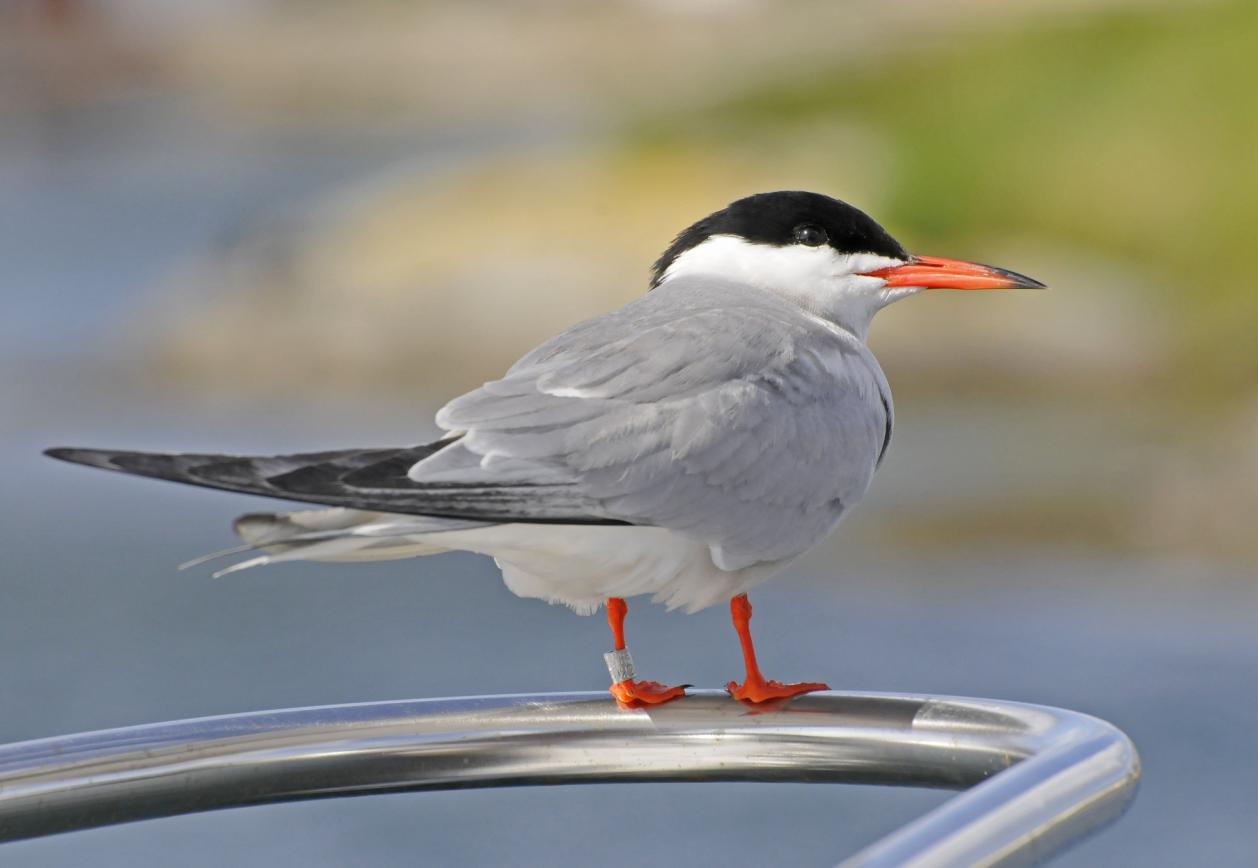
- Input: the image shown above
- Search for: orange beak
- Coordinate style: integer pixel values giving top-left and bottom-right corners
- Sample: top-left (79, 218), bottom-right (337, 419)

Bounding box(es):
top-left (861, 255), bottom-right (1046, 290)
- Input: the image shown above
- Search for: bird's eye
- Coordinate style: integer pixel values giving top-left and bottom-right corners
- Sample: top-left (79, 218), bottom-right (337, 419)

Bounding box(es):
top-left (793, 224), bottom-right (828, 247)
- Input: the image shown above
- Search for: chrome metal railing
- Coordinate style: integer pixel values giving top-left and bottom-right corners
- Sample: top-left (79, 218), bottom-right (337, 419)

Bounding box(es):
top-left (0, 691), bottom-right (1139, 866)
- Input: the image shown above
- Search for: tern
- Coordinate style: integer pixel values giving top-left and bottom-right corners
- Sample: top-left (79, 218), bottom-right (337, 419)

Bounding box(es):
top-left (46, 191), bottom-right (1043, 706)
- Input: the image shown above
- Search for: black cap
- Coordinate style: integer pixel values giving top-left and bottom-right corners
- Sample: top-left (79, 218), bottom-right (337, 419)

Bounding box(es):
top-left (651, 191), bottom-right (908, 288)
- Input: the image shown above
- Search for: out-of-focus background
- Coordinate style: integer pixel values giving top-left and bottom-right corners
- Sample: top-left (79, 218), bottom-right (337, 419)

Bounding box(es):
top-left (2, 0), bottom-right (1256, 864)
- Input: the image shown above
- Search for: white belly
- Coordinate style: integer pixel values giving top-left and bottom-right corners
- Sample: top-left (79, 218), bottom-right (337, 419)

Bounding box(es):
top-left (422, 523), bottom-right (793, 615)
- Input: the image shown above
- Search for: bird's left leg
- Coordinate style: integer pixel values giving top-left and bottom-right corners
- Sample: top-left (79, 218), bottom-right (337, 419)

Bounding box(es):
top-left (726, 593), bottom-right (828, 703)
top-left (604, 597), bottom-right (686, 708)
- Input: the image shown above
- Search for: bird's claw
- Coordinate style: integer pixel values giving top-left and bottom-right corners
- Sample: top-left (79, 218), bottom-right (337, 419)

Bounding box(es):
top-left (609, 679), bottom-right (687, 709)
top-left (726, 677), bottom-right (828, 704)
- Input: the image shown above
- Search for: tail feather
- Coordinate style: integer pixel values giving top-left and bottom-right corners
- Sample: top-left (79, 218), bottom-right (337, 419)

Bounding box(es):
top-left (211, 536), bottom-right (381, 578)
top-left (199, 507), bottom-right (482, 577)
top-left (178, 544), bottom-right (254, 571)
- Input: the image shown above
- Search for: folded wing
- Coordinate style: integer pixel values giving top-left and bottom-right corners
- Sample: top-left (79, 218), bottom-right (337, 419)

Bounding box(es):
top-left (43, 438), bottom-right (624, 525)
top-left (46, 277), bottom-right (891, 570)
top-left (419, 277), bottom-right (892, 569)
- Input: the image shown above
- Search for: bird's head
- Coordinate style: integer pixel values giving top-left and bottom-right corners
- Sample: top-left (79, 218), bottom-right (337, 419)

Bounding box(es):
top-left (650, 191), bottom-right (1044, 339)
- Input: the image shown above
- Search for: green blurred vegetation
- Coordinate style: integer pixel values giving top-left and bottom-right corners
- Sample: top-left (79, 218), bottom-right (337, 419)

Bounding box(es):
top-left (634, 0), bottom-right (1258, 394)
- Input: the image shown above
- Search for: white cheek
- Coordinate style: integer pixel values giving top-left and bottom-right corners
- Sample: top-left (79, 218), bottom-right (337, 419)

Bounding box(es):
top-left (843, 252), bottom-right (905, 276)
top-left (665, 238), bottom-right (903, 292)
top-left (662, 235), bottom-right (837, 289)
top-left (661, 237), bottom-right (911, 338)
top-left (825, 254), bottom-right (909, 305)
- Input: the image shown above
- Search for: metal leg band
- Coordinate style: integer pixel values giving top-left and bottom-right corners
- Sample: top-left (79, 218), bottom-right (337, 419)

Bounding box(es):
top-left (604, 648), bottom-right (635, 684)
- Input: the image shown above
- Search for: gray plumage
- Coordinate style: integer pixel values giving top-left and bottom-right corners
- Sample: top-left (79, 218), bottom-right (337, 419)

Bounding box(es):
top-left (58, 277), bottom-right (887, 567)
top-left (46, 278), bottom-right (891, 572)
top-left (422, 278), bottom-right (892, 570)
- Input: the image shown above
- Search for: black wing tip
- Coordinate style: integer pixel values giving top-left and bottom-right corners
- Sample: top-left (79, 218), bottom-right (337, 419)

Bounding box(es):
top-left (43, 446), bottom-right (169, 472)
top-left (44, 446), bottom-right (115, 468)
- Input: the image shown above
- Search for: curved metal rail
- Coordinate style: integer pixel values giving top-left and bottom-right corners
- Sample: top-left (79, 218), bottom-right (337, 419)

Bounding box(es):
top-left (0, 691), bottom-right (1138, 866)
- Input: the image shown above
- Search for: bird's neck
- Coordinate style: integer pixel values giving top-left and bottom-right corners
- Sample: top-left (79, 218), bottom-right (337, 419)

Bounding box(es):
top-left (800, 282), bottom-right (922, 341)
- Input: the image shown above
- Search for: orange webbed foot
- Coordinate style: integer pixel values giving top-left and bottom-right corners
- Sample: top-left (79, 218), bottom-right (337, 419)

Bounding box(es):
top-left (726, 675), bottom-right (828, 704)
top-left (609, 679), bottom-right (687, 709)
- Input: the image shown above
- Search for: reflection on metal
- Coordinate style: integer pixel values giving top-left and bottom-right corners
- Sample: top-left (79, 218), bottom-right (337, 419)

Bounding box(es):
top-left (0, 691), bottom-right (1138, 866)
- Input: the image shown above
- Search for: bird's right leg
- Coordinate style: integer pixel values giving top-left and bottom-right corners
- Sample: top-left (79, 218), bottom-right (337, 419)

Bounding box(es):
top-left (604, 597), bottom-right (686, 708)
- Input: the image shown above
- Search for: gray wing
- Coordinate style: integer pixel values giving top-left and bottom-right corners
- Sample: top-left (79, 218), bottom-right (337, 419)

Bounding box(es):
top-left (417, 277), bottom-right (893, 570)
top-left (42, 438), bottom-right (625, 524)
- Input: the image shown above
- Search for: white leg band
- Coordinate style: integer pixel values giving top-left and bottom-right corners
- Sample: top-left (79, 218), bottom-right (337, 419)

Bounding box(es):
top-left (604, 648), bottom-right (636, 684)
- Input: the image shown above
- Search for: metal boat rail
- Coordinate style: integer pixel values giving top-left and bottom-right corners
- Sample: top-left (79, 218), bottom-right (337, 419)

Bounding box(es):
top-left (0, 691), bottom-right (1139, 866)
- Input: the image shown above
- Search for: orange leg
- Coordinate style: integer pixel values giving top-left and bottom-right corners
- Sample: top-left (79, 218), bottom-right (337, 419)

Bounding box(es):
top-left (726, 593), bottom-right (828, 703)
top-left (604, 597), bottom-right (686, 708)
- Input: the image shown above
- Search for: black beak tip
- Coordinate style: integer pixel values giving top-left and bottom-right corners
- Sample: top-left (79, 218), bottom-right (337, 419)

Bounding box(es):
top-left (995, 266), bottom-right (1047, 289)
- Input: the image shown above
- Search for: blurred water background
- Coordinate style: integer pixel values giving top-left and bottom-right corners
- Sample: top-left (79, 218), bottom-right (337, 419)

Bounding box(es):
top-left (2, 0), bottom-right (1257, 865)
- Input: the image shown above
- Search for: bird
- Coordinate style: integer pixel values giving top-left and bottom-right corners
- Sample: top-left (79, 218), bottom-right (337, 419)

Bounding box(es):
top-left (45, 191), bottom-right (1043, 707)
